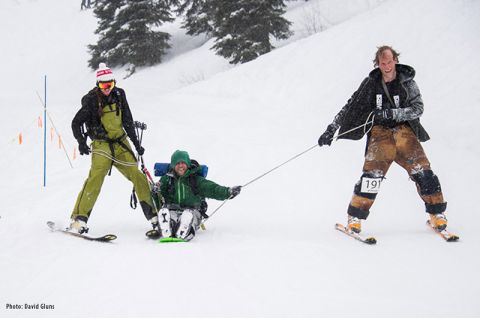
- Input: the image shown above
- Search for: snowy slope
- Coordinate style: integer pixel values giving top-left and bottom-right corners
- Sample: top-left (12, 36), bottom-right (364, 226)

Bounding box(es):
top-left (1, 0), bottom-right (480, 318)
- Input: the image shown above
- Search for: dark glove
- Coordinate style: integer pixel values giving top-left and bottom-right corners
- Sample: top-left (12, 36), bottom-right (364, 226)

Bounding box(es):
top-left (229, 186), bottom-right (242, 199)
top-left (373, 109), bottom-right (395, 126)
top-left (133, 140), bottom-right (145, 156)
top-left (136, 146), bottom-right (145, 156)
top-left (77, 140), bottom-right (91, 155)
top-left (199, 200), bottom-right (209, 219)
top-left (318, 124), bottom-right (337, 146)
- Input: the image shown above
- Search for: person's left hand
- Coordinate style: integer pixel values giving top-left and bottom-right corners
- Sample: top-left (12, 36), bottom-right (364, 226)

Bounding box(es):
top-left (229, 186), bottom-right (242, 199)
top-left (373, 109), bottom-right (395, 126)
top-left (136, 145), bottom-right (145, 156)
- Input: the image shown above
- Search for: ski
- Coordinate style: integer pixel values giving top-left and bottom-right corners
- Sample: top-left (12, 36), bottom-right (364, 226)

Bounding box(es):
top-left (159, 237), bottom-right (187, 243)
top-left (426, 220), bottom-right (459, 242)
top-left (47, 221), bottom-right (117, 242)
top-left (335, 223), bottom-right (377, 245)
top-left (145, 230), bottom-right (186, 243)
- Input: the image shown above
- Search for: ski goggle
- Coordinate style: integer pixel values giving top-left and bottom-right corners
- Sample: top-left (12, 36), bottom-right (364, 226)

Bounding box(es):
top-left (98, 81), bottom-right (115, 90)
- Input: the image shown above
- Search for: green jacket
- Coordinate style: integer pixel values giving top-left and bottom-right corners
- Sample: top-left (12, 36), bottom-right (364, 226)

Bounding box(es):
top-left (159, 166), bottom-right (230, 209)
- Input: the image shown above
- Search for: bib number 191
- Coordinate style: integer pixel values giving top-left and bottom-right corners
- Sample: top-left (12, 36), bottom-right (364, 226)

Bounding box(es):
top-left (361, 177), bottom-right (382, 193)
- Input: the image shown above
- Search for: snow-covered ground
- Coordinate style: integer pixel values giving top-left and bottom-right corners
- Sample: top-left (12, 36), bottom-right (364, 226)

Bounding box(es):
top-left (1, 0), bottom-right (479, 317)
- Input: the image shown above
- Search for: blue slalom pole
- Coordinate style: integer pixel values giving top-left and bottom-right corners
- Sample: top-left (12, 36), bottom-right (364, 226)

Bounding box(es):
top-left (43, 75), bottom-right (47, 187)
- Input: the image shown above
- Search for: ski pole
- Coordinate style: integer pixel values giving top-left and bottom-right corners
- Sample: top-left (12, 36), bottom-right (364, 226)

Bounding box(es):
top-left (130, 121), bottom-right (156, 209)
top-left (135, 122), bottom-right (155, 184)
top-left (134, 121), bottom-right (148, 175)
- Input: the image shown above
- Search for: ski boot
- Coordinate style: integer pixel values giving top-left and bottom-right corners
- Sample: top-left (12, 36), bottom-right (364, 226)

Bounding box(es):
top-left (145, 216), bottom-right (161, 239)
top-left (176, 210), bottom-right (195, 241)
top-left (158, 210), bottom-right (172, 238)
top-left (347, 215), bottom-right (362, 234)
top-left (68, 218), bottom-right (89, 234)
top-left (429, 213), bottom-right (447, 231)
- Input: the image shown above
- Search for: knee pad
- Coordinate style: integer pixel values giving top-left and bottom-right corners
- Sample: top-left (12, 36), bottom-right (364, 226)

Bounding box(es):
top-left (425, 202), bottom-right (447, 214)
top-left (348, 205), bottom-right (370, 220)
top-left (411, 170), bottom-right (441, 196)
top-left (353, 171), bottom-right (384, 199)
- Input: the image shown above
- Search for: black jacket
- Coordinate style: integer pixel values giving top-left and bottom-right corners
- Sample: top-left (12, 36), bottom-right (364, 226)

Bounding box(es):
top-left (71, 87), bottom-right (140, 147)
top-left (331, 64), bottom-right (430, 142)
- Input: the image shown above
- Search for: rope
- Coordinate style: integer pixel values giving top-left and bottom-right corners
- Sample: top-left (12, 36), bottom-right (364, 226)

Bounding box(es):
top-left (202, 112), bottom-right (375, 227)
top-left (242, 144), bottom-right (318, 188)
top-left (202, 144), bottom-right (318, 225)
top-left (91, 149), bottom-right (138, 167)
top-left (334, 113), bottom-right (374, 140)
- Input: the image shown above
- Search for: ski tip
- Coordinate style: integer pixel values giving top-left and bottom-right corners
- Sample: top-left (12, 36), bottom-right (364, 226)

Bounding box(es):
top-left (159, 237), bottom-right (187, 243)
top-left (427, 220), bottom-right (460, 242)
top-left (446, 235), bottom-right (460, 242)
top-left (364, 237), bottom-right (377, 245)
top-left (102, 234), bottom-right (117, 241)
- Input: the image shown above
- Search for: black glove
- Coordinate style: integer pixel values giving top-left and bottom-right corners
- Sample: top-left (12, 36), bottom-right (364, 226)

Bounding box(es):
top-left (133, 140), bottom-right (145, 156)
top-left (77, 140), bottom-right (91, 155)
top-left (373, 109), bottom-right (395, 127)
top-left (318, 124), bottom-right (337, 146)
top-left (136, 146), bottom-right (145, 156)
top-left (229, 186), bottom-right (242, 199)
top-left (199, 200), bottom-right (209, 219)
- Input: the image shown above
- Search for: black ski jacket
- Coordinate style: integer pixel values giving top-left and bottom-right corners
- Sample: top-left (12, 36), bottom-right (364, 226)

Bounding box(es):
top-left (330, 64), bottom-right (430, 142)
top-left (71, 87), bottom-right (140, 147)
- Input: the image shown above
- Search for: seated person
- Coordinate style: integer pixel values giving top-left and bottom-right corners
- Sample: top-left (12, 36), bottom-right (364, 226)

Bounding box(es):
top-left (155, 150), bottom-right (241, 241)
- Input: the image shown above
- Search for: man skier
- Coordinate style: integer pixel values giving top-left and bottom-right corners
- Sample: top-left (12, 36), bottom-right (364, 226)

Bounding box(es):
top-left (155, 150), bottom-right (241, 241)
top-left (69, 63), bottom-right (158, 233)
top-left (318, 46), bottom-right (448, 234)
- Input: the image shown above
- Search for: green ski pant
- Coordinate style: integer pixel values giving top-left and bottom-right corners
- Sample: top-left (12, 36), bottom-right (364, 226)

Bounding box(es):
top-left (71, 139), bottom-right (154, 222)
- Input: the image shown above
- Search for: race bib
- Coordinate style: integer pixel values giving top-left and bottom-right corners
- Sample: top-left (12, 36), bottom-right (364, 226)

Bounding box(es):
top-left (394, 95), bottom-right (400, 107)
top-left (376, 94), bottom-right (382, 108)
top-left (361, 177), bottom-right (382, 193)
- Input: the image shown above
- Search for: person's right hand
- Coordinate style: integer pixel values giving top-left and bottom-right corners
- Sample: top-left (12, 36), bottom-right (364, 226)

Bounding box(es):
top-left (318, 124), bottom-right (337, 146)
top-left (78, 140), bottom-right (91, 155)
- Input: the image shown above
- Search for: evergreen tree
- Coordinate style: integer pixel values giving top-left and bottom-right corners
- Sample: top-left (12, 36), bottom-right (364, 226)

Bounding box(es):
top-left (88, 0), bottom-right (124, 70)
top-left (88, 0), bottom-right (174, 75)
top-left (116, 0), bottom-right (173, 74)
top-left (174, 0), bottom-right (215, 36)
top-left (211, 0), bottom-right (292, 64)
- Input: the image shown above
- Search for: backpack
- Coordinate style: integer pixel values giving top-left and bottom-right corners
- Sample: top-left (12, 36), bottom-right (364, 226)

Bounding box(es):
top-left (154, 159), bottom-right (208, 180)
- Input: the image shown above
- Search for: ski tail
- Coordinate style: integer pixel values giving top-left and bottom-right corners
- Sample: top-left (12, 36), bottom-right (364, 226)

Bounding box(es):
top-left (47, 221), bottom-right (117, 242)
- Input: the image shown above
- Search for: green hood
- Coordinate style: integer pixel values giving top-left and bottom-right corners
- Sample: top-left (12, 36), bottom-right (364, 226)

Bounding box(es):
top-left (170, 150), bottom-right (191, 168)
